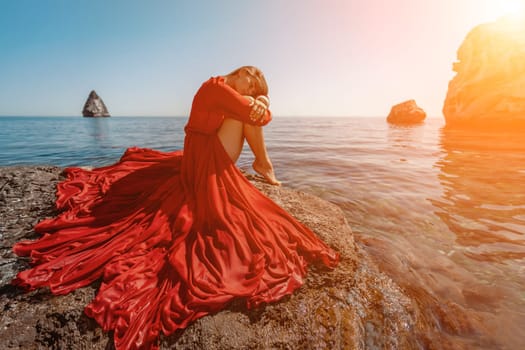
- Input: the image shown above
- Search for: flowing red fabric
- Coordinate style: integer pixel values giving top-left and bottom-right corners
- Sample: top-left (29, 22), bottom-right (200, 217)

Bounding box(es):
top-left (12, 77), bottom-right (339, 350)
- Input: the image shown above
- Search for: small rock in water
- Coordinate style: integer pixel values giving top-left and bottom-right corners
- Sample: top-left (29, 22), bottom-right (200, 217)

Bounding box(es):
top-left (82, 90), bottom-right (110, 118)
top-left (387, 99), bottom-right (426, 125)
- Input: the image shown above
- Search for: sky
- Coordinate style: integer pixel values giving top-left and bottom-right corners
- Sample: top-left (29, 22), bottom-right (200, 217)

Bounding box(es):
top-left (0, 0), bottom-right (523, 117)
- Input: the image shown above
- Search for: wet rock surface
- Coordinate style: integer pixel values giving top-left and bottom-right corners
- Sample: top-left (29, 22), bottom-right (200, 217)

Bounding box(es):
top-left (82, 90), bottom-right (110, 117)
top-left (0, 166), bottom-right (468, 349)
top-left (387, 100), bottom-right (426, 125)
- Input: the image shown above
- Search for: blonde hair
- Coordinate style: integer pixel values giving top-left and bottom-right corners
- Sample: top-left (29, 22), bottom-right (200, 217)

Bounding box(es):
top-left (227, 66), bottom-right (268, 96)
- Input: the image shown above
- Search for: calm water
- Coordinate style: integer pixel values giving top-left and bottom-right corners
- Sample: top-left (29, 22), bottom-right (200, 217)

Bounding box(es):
top-left (1, 116), bottom-right (524, 349)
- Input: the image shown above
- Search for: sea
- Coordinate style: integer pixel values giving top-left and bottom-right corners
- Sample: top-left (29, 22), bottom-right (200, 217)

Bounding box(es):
top-left (1, 116), bottom-right (524, 349)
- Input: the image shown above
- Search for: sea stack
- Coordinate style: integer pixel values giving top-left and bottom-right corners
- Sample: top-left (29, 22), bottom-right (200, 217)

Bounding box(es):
top-left (387, 99), bottom-right (426, 124)
top-left (443, 16), bottom-right (525, 129)
top-left (82, 90), bottom-right (110, 117)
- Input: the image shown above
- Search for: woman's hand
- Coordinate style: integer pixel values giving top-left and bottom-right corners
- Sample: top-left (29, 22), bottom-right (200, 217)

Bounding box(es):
top-left (243, 95), bottom-right (255, 106)
top-left (243, 95), bottom-right (268, 123)
top-left (249, 100), bottom-right (267, 122)
top-left (255, 95), bottom-right (270, 108)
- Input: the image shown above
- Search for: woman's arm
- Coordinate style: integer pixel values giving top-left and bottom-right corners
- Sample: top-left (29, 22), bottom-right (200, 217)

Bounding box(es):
top-left (204, 78), bottom-right (271, 126)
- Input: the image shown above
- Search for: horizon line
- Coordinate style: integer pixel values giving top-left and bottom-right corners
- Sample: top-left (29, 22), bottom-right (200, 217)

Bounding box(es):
top-left (0, 115), bottom-right (445, 119)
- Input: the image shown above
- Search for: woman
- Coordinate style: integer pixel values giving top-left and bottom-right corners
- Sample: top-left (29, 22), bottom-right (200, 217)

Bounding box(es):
top-left (186, 65), bottom-right (280, 185)
top-left (12, 66), bottom-right (339, 350)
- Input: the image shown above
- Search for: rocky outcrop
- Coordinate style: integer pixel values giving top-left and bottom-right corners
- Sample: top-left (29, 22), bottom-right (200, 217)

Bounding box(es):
top-left (82, 90), bottom-right (110, 117)
top-left (0, 166), bottom-right (480, 349)
top-left (443, 16), bottom-right (525, 128)
top-left (387, 100), bottom-right (426, 124)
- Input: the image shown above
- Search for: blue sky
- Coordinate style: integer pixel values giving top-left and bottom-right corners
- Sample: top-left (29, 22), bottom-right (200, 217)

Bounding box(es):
top-left (0, 0), bottom-right (517, 117)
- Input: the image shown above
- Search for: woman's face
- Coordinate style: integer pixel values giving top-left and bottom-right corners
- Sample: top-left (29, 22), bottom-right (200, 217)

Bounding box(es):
top-left (232, 70), bottom-right (257, 96)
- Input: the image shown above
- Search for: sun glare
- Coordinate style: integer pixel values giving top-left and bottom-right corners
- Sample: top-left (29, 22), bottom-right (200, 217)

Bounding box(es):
top-left (484, 0), bottom-right (525, 20)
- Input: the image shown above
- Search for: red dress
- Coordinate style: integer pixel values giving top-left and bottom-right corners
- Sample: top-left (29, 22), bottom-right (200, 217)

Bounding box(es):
top-left (12, 77), bottom-right (339, 350)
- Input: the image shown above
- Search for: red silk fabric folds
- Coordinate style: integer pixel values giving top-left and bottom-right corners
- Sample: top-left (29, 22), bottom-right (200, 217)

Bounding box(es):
top-left (12, 77), bottom-right (339, 350)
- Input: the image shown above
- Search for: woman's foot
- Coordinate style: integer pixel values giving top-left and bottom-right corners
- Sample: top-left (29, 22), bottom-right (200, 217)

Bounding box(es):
top-left (252, 159), bottom-right (281, 186)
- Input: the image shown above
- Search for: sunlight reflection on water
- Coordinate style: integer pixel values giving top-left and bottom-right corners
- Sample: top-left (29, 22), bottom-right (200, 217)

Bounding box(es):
top-left (257, 117), bottom-right (525, 349)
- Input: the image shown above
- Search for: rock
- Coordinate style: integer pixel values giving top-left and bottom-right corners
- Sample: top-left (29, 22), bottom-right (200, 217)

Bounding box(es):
top-left (443, 16), bottom-right (525, 129)
top-left (0, 166), bottom-right (480, 349)
top-left (387, 99), bottom-right (426, 124)
top-left (82, 90), bottom-right (110, 117)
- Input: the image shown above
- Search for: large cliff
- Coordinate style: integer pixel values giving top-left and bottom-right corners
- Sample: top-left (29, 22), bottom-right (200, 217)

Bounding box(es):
top-left (443, 16), bottom-right (525, 128)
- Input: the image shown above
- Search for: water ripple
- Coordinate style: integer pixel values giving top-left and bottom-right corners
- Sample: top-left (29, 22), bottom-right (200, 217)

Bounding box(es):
top-left (1, 116), bottom-right (524, 348)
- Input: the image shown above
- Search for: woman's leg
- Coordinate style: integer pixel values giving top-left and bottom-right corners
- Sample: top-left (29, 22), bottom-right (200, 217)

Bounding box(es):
top-left (243, 124), bottom-right (280, 185)
top-left (217, 118), bottom-right (280, 185)
top-left (217, 118), bottom-right (245, 163)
